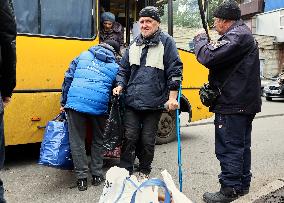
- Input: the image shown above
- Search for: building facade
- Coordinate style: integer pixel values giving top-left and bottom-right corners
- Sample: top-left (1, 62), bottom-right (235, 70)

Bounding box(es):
top-left (239, 0), bottom-right (284, 77)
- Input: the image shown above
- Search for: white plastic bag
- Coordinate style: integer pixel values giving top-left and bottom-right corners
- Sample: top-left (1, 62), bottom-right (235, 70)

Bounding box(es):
top-left (161, 170), bottom-right (193, 203)
top-left (99, 166), bottom-right (129, 203)
top-left (99, 167), bottom-right (193, 203)
top-left (99, 166), bottom-right (158, 203)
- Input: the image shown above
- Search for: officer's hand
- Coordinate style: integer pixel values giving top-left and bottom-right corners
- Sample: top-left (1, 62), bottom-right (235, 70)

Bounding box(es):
top-left (165, 98), bottom-right (179, 111)
top-left (113, 86), bottom-right (123, 95)
top-left (2, 97), bottom-right (11, 108)
top-left (195, 28), bottom-right (206, 36)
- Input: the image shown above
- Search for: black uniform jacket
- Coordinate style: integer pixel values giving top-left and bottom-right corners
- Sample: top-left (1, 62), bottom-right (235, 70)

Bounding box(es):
top-left (194, 20), bottom-right (261, 114)
top-left (0, 0), bottom-right (17, 98)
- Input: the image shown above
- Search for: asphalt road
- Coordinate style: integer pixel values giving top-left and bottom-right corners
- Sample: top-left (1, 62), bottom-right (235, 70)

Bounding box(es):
top-left (1, 98), bottom-right (284, 203)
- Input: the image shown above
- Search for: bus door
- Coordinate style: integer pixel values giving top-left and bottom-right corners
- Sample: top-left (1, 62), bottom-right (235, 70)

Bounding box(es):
top-left (99, 0), bottom-right (212, 144)
top-left (99, 0), bottom-right (138, 45)
top-left (154, 0), bottom-right (213, 144)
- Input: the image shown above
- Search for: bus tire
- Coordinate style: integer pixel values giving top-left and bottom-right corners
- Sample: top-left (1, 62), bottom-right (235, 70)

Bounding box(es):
top-left (156, 111), bottom-right (176, 145)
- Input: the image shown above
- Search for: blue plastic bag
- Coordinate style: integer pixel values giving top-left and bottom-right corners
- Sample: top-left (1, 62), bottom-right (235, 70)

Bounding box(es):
top-left (39, 113), bottom-right (73, 169)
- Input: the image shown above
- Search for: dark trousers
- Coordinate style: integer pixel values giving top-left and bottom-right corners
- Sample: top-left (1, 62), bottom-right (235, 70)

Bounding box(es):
top-left (66, 109), bottom-right (106, 179)
top-left (214, 113), bottom-right (255, 191)
top-left (120, 107), bottom-right (162, 175)
top-left (0, 179), bottom-right (4, 203)
top-left (0, 110), bottom-right (6, 203)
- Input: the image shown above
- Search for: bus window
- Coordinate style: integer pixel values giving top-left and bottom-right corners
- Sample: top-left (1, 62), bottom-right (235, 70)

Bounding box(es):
top-left (158, 0), bottom-right (203, 51)
top-left (12, 0), bottom-right (95, 38)
top-left (13, 0), bottom-right (39, 34)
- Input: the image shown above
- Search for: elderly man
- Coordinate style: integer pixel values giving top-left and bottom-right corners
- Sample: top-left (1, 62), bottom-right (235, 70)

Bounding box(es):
top-left (0, 0), bottom-right (17, 202)
top-left (193, 1), bottom-right (261, 202)
top-left (113, 6), bottom-right (183, 178)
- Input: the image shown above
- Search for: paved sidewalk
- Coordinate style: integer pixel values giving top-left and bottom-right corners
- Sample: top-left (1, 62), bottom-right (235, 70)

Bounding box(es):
top-left (254, 186), bottom-right (284, 203)
top-left (234, 179), bottom-right (284, 203)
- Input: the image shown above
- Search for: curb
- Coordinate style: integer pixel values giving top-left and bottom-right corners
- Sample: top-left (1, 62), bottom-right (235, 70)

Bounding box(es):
top-left (233, 179), bottom-right (284, 203)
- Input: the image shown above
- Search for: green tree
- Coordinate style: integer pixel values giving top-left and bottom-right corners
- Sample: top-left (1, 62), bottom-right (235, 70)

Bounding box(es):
top-left (160, 0), bottom-right (223, 28)
top-left (208, 0), bottom-right (224, 27)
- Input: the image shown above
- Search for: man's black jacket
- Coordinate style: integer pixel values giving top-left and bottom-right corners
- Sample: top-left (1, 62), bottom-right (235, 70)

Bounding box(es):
top-left (0, 0), bottom-right (16, 98)
top-left (116, 29), bottom-right (183, 110)
top-left (194, 20), bottom-right (261, 114)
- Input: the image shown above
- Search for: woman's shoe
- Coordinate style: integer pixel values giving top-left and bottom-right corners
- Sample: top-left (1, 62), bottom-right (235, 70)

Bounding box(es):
top-left (77, 178), bottom-right (87, 191)
top-left (92, 176), bottom-right (105, 186)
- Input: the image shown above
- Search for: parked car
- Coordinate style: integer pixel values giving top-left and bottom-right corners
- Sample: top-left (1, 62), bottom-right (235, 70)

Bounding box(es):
top-left (263, 72), bottom-right (284, 101)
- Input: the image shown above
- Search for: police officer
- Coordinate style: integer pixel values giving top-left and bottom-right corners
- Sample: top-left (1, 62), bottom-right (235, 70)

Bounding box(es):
top-left (193, 1), bottom-right (261, 202)
top-left (0, 0), bottom-right (17, 202)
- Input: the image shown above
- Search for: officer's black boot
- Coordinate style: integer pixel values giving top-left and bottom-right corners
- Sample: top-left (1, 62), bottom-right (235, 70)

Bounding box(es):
top-left (239, 187), bottom-right (249, 196)
top-left (203, 187), bottom-right (239, 203)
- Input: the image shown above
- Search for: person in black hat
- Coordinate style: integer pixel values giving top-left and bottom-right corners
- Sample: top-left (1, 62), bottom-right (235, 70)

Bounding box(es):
top-left (138, 6), bottom-right (161, 38)
top-left (213, 0), bottom-right (241, 21)
top-left (113, 6), bottom-right (183, 180)
top-left (212, 0), bottom-right (241, 35)
top-left (60, 40), bottom-right (120, 191)
top-left (193, 1), bottom-right (261, 202)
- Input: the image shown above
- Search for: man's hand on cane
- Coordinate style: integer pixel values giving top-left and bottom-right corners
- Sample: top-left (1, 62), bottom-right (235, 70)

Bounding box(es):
top-left (113, 86), bottom-right (123, 96)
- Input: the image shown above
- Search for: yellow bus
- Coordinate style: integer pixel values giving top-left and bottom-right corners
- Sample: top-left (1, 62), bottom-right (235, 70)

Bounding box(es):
top-left (5, 0), bottom-right (212, 146)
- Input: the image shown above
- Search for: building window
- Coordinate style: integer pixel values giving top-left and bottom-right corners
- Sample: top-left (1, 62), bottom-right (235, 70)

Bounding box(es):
top-left (280, 10), bottom-right (284, 28)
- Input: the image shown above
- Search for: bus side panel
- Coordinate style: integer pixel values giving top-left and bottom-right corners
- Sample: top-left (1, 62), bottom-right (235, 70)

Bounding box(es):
top-left (182, 89), bottom-right (213, 122)
top-left (5, 36), bottom-right (100, 146)
top-left (16, 36), bottom-right (99, 90)
top-left (4, 92), bottom-right (61, 145)
top-left (178, 49), bottom-right (213, 121)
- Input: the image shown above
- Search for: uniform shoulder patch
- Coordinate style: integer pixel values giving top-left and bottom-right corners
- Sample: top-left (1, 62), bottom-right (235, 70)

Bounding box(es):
top-left (208, 40), bottom-right (230, 50)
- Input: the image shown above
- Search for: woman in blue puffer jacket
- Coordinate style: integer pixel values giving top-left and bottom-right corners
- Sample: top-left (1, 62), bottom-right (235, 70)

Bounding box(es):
top-left (60, 40), bottom-right (120, 191)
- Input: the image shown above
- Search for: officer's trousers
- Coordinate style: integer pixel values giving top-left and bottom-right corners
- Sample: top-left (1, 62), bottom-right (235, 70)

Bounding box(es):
top-left (0, 179), bottom-right (5, 203)
top-left (120, 107), bottom-right (161, 175)
top-left (214, 113), bottom-right (255, 191)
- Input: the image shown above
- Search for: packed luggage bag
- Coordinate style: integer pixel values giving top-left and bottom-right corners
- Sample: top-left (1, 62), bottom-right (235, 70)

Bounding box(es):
top-left (38, 113), bottom-right (73, 169)
top-left (99, 166), bottom-right (193, 203)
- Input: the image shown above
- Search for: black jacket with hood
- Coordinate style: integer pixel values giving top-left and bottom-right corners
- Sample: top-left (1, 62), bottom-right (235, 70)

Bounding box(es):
top-left (0, 0), bottom-right (16, 99)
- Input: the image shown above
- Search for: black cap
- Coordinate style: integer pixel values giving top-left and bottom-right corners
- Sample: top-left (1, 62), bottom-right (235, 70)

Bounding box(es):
top-left (99, 40), bottom-right (120, 54)
top-left (213, 0), bottom-right (241, 20)
top-left (139, 6), bottom-right (161, 23)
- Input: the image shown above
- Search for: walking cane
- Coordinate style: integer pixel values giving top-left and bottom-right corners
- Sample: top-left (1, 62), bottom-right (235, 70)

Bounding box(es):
top-left (176, 84), bottom-right (183, 192)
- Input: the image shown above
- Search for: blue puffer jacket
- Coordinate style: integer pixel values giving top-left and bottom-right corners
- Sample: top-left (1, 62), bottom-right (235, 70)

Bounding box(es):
top-left (61, 45), bottom-right (119, 115)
